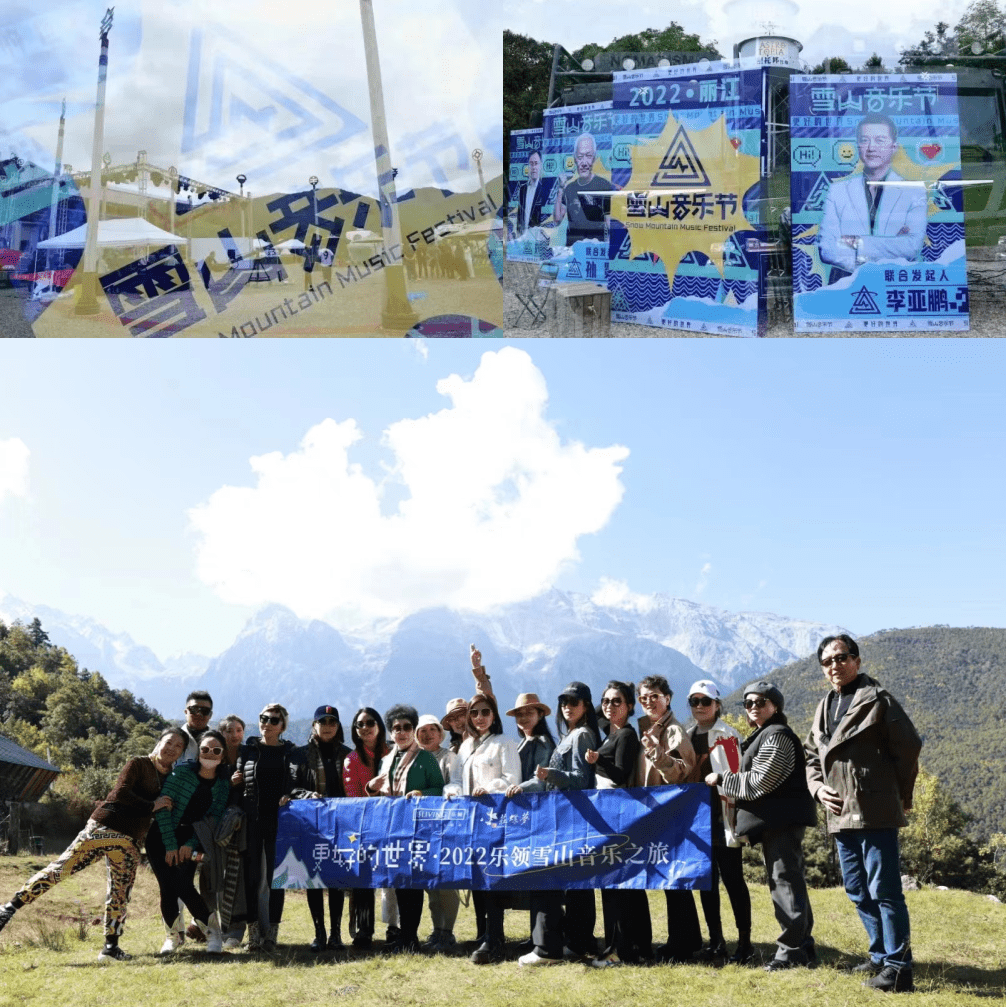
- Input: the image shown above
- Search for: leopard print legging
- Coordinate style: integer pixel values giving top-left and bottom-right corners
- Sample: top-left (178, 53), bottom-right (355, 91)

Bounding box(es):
top-left (14, 820), bottom-right (140, 937)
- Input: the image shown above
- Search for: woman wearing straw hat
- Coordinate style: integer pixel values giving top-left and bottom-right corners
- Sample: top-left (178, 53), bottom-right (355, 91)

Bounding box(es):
top-left (416, 713), bottom-right (463, 951)
top-left (504, 692), bottom-right (556, 951)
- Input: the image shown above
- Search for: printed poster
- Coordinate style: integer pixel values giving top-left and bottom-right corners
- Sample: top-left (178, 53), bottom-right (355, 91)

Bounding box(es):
top-left (608, 60), bottom-right (768, 336)
top-left (506, 127), bottom-right (549, 262)
top-left (790, 73), bottom-right (969, 332)
top-left (542, 101), bottom-right (616, 283)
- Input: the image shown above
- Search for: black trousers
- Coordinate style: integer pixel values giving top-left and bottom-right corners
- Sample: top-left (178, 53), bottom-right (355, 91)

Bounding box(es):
top-left (244, 814), bottom-right (284, 929)
top-left (663, 887), bottom-right (702, 956)
top-left (698, 844), bottom-right (751, 941)
top-left (600, 888), bottom-right (652, 961)
top-left (395, 888), bottom-right (424, 941)
top-left (146, 827), bottom-right (210, 927)
top-left (531, 889), bottom-right (596, 958)
top-left (352, 888), bottom-right (374, 938)
top-left (472, 890), bottom-right (505, 945)
top-left (306, 888), bottom-right (344, 934)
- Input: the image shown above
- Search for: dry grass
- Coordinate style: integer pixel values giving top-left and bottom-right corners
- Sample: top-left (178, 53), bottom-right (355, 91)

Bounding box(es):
top-left (0, 854), bottom-right (1003, 1006)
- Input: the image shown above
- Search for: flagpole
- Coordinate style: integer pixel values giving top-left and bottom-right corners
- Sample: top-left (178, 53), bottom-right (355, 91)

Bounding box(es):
top-left (75, 7), bottom-right (114, 316)
top-left (46, 99), bottom-right (66, 271)
top-left (359, 0), bottom-right (418, 333)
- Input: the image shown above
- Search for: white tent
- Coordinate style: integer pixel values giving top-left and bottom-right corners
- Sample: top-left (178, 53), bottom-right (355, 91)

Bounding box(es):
top-left (37, 217), bottom-right (185, 249)
top-left (275, 238), bottom-right (306, 251)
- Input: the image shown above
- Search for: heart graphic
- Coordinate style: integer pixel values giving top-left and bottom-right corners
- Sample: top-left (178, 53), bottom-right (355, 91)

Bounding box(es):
top-left (920, 143), bottom-right (942, 159)
top-left (730, 137), bottom-right (741, 150)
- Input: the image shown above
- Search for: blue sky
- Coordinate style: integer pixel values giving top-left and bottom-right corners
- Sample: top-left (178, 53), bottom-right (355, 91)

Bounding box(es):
top-left (0, 338), bottom-right (1002, 659)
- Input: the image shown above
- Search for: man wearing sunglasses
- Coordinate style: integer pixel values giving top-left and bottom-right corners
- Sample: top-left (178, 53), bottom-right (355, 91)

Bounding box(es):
top-left (805, 635), bottom-right (922, 994)
top-left (179, 692), bottom-right (214, 766)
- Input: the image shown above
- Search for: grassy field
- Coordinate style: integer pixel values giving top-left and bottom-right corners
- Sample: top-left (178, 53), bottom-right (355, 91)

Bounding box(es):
top-left (0, 853), bottom-right (1002, 1006)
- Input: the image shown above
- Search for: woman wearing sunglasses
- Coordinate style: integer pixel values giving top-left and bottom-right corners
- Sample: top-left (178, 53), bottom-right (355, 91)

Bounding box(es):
top-left (584, 680), bottom-right (651, 967)
top-left (150, 729), bottom-right (231, 954)
top-left (518, 681), bottom-right (599, 967)
top-left (705, 681), bottom-right (817, 972)
top-left (636, 674), bottom-right (701, 963)
top-left (342, 707), bottom-right (387, 949)
top-left (295, 705), bottom-right (351, 951)
top-left (233, 703), bottom-right (303, 951)
top-left (366, 704), bottom-right (444, 953)
top-left (683, 679), bottom-right (752, 964)
top-left (444, 692), bottom-right (520, 964)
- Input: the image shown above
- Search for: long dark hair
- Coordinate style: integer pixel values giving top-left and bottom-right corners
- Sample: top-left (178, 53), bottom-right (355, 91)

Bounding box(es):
top-left (466, 693), bottom-right (504, 737)
top-left (350, 707), bottom-right (387, 770)
top-left (556, 691), bottom-right (600, 743)
top-left (528, 711), bottom-right (555, 746)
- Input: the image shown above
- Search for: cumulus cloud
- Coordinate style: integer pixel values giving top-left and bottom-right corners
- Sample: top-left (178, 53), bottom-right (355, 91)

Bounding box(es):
top-left (695, 561), bottom-right (712, 595)
top-left (590, 577), bottom-right (658, 614)
top-left (414, 338), bottom-right (429, 360)
top-left (0, 438), bottom-right (30, 502)
top-left (189, 348), bottom-right (629, 625)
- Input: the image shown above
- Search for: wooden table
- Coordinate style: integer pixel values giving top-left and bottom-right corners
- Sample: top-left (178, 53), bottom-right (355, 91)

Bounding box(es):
top-left (548, 281), bottom-right (611, 336)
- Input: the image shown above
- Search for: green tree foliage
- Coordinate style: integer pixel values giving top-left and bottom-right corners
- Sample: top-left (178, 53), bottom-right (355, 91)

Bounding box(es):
top-left (955, 0), bottom-right (1006, 54)
top-left (899, 21), bottom-right (957, 64)
top-left (571, 22), bottom-right (720, 66)
top-left (809, 56), bottom-right (854, 73)
top-left (0, 617), bottom-right (169, 811)
top-left (503, 30), bottom-right (555, 138)
top-left (862, 53), bottom-right (887, 71)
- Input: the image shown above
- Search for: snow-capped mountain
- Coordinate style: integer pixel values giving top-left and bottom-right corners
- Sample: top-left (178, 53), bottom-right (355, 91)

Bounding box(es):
top-left (0, 589), bottom-right (846, 727)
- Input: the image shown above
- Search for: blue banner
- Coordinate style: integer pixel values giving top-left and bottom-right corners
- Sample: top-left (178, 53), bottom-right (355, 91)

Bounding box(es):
top-left (790, 73), bottom-right (970, 332)
top-left (607, 60), bottom-right (768, 336)
top-left (273, 785), bottom-right (712, 891)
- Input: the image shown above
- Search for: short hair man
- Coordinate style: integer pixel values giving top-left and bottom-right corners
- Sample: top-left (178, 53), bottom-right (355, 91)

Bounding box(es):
top-left (818, 113), bottom-right (927, 278)
top-left (516, 150), bottom-right (548, 236)
top-left (804, 635), bottom-right (922, 993)
top-left (553, 132), bottom-right (621, 246)
top-left (180, 690), bottom-right (213, 762)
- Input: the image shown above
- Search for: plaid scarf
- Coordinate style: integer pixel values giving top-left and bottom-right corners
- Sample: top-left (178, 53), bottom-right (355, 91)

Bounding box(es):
top-left (376, 741), bottom-right (421, 796)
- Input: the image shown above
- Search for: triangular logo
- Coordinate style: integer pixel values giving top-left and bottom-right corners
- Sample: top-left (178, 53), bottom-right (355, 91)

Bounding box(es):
top-left (651, 126), bottom-right (710, 188)
top-left (849, 285), bottom-right (881, 314)
top-left (565, 258), bottom-right (583, 278)
top-left (803, 173), bottom-right (833, 213)
top-left (182, 25), bottom-right (367, 186)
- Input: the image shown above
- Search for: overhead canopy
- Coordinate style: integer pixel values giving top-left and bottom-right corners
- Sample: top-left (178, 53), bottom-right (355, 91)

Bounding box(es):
top-left (37, 217), bottom-right (185, 249)
top-left (0, 734), bottom-right (60, 802)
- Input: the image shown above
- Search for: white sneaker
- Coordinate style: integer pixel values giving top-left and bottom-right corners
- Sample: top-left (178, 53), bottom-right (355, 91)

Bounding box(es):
top-left (202, 912), bottom-right (224, 953)
top-left (159, 932), bottom-right (183, 955)
top-left (518, 950), bottom-right (562, 967)
top-left (590, 952), bottom-right (622, 968)
top-left (222, 936), bottom-right (242, 949)
top-left (97, 945), bottom-right (131, 962)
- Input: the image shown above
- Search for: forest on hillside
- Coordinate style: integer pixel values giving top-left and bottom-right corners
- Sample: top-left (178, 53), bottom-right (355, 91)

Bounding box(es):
top-left (0, 616), bottom-right (169, 820)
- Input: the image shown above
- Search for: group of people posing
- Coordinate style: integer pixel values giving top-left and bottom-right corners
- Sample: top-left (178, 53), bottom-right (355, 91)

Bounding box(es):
top-left (0, 635), bottom-right (921, 993)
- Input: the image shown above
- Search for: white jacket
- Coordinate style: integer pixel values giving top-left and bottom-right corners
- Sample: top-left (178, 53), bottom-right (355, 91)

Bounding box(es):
top-left (432, 745), bottom-right (463, 790)
top-left (684, 717), bottom-right (743, 848)
top-left (443, 733), bottom-right (520, 797)
top-left (818, 168), bottom-right (927, 274)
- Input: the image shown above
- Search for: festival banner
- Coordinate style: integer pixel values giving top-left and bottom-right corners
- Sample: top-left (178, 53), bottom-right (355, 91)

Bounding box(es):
top-left (506, 128), bottom-right (549, 262)
top-left (273, 785), bottom-right (712, 891)
top-left (790, 74), bottom-right (969, 332)
top-left (541, 101), bottom-right (616, 282)
top-left (608, 60), bottom-right (768, 336)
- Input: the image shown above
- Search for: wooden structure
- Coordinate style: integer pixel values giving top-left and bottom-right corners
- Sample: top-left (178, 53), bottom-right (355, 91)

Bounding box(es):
top-left (0, 735), bottom-right (60, 855)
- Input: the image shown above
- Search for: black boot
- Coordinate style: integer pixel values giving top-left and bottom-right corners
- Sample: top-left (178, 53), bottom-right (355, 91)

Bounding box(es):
top-left (0, 900), bottom-right (19, 935)
top-left (328, 894), bottom-right (344, 949)
top-left (310, 921), bottom-right (327, 952)
top-left (728, 930), bottom-right (755, 965)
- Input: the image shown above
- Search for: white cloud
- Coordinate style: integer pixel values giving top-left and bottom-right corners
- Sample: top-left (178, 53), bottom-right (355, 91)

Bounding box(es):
top-left (189, 348), bottom-right (629, 625)
top-left (590, 577), bottom-right (658, 614)
top-left (0, 438), bottom-right (30, 502)
top-left (695, 561), bottom-right (712, 595)
top-left (414, 338), bottom-right (429, 360)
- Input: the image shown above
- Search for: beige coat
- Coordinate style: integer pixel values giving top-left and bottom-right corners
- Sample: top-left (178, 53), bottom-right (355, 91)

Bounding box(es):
top-left (636, 709), bottom-right (696, 786)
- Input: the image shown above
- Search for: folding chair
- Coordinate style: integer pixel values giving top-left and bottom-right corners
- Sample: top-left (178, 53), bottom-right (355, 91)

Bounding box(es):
top-left (511, 261), bottom-right (559, 329)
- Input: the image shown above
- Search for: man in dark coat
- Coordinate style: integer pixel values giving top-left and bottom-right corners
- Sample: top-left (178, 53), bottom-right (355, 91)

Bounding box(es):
top-left (805, 634), bottom-right (922, 993)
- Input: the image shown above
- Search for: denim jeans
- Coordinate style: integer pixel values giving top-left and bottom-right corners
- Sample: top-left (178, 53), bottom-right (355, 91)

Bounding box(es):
top-left (835, 828), bottom-right (912, 969)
